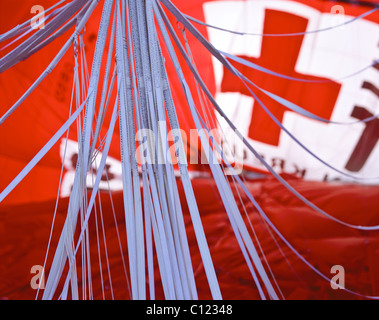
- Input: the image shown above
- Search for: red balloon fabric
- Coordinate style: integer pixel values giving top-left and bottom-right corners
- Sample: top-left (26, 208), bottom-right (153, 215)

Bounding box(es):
top-left (1, 176), bottom-right (379, 299)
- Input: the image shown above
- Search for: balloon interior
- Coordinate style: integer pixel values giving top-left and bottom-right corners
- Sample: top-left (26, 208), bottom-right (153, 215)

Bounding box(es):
top-left (0, 0), bottom-right (379, 300)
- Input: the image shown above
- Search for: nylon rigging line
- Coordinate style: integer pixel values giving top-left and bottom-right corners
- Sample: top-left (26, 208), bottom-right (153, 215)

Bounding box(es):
top-left (184, 6), bottom-right (379, 37)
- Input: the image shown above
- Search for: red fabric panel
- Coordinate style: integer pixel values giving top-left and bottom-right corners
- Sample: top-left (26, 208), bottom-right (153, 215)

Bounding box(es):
top-left (1, 177), bottom-right (378, 300)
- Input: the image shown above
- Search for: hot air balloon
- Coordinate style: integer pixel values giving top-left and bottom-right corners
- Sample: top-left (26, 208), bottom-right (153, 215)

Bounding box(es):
top-left (0, 0), bottom-right (379, 300)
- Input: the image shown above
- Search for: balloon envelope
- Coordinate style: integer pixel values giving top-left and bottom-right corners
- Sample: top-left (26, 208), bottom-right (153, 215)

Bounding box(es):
top-left (0, 0), bottom-right (379, 300)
